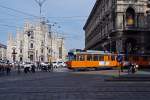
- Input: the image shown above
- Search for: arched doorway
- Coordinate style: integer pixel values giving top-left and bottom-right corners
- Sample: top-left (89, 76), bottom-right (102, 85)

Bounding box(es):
top-left (124, 38), bottom-right (137, 54)
top-left (126, 7), bottom-right (135, 27)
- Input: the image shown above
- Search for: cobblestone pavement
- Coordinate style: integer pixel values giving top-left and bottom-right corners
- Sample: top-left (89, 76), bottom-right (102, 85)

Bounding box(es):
top-left (0, 68), bottom-right (150, 100)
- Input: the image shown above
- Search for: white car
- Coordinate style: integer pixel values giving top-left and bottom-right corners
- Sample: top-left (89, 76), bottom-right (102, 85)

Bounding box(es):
top-left (23, 62), bottom-right (33, 69)
top-left (52, 62), bottom-right (58, 68)
top-left (40, 62), bottom-right (50, 71)
top-left (57, 61), bottom-right (67, 68)
top-left (52, 61), bottom-right (66, 68)
top-left (41, 62), bottom-right (49, 67)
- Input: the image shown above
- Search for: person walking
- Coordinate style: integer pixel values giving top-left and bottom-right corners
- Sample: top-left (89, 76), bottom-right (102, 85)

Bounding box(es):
top-left (31, 64), bottom-right (35, 73)
top-left (6, 63), bottom-right (11, 75)
top-left (17, 63), bottom-right (21, 74)
top-left (128, 62), bottom-right (132, 74)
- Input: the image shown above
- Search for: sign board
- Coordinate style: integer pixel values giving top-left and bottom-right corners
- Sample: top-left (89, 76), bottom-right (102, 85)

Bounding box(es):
top-left (117, 55), bottom-right (123, 62)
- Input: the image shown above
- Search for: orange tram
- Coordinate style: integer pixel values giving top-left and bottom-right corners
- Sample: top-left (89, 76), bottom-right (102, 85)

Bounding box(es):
top-left (66, 51), bottom-right (150, 70)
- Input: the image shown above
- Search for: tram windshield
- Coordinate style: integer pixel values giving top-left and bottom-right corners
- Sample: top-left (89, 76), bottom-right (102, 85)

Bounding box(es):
top-left (68, 52), bottom-right (76, 61)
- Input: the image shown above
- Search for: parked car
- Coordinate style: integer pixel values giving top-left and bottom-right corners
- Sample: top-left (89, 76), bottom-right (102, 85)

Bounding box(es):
top-left (23, 62), bottom-right (33, 69)
top-left (52, 61), bottom-right (67, 68)
top-left (57, 61), bottom-right (67, 68)
top-left (23, 62), bottom-right (35, 73)
top-left (41, 62), bottom-right (49, 66)
top-left (40, 62), bottom-right (50, 71)
top-left (52, 62), bottom-right (58, 68)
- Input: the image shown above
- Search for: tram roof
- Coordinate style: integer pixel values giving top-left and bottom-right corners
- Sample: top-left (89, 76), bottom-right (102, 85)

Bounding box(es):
top-left (75, 51), bottom-right (150, 56)
top-left (76, 51), bottom-right (111, 55)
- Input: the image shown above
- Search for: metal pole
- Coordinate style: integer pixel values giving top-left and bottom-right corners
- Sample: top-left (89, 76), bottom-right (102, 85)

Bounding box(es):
top-left (34, 0), bottom-right (47, 19)
top-left (51, 32), bottom-right (52, 62)
top-left (108, 36), bottom-right (111, 53)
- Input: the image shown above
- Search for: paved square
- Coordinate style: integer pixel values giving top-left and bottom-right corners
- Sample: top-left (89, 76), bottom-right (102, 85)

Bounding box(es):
top-left (0, 70), bottom-right (150, 100)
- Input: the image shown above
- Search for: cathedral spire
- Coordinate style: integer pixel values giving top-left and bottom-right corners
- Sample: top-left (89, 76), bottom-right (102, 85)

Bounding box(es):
top-left (8, 33), bottom-right (13, 41)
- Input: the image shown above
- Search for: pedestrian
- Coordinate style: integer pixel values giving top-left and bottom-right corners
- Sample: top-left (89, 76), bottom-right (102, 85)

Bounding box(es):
top-left (31, 64), bottom-right (35, 73)
top-left (24, 67), bottom-right (28, 74)
top-left (135, 64), bottom-right (139, 72)
top-left (17, 63), bottom-right (21, 74)
top-left (128, 62), bottom-right (132, 74)
top-left (37, 62), bottom-right (40, 71)
top-left (0, 63), bottom-right (2, 74)
top-left (6, 63), bottom-right (11, 75)
top-left (131, 63), bottom-right (135, 74)
top-left (48, 63), bottom-right (52, 72)
top-left (120, 62), bottom-right (124, 72)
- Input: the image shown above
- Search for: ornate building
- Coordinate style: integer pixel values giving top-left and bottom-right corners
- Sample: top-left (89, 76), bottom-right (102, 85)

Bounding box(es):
top-left (84, 0), bottom-right (150, 54)
top-left (7, 20), bottom-right (66, 63)
top-left (0, 43), bottom-right (7, 60)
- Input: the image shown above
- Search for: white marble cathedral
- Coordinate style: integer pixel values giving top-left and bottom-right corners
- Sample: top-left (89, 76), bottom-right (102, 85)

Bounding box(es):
top-left (7, 20), bottom-right (66, 63)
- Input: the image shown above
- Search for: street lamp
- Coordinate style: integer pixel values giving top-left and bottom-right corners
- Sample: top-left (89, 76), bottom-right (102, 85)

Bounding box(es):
top-left (34, 0), bottom-right (47, 18)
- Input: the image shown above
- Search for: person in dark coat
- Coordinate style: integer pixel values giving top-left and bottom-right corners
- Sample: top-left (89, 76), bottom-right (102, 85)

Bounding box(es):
top-left (131, 63), bottom-right (136, 74)
top-left (31, 64), bottom-right (35, 73)
top-left (17, 63), bottom-right (21, 74)
top-left (6, 63), bottom-right (11, 75)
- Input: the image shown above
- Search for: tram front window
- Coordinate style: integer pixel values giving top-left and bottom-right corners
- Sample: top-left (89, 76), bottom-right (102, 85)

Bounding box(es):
top-left (68, 55), bottom-right (76, 61)
top-left (68, 52), bottom-right (76, 61)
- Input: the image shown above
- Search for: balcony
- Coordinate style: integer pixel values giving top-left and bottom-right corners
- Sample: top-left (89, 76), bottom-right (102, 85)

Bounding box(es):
top-left (123, 26), bottom-right (150, 32)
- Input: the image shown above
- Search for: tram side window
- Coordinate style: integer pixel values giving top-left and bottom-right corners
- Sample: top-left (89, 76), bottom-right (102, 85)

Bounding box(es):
top-left (148, 57), bottom-right (150, 61)
top-left (99, 55), bottom-right (104, 61)
top-left (93, 55), bottom-right (99, 61)
top-left (111, 55), bottom-right (115, 61)
top-left (143, 56), bottom-right (148, 61)
top-left (78, 55), bottom-right (84, 61)
top-left (133, 56), bottom-right (139, 61)
top-left (87, 55), bottom-right (93, 61)
top-left (124, 56), bottom-right (129, 61)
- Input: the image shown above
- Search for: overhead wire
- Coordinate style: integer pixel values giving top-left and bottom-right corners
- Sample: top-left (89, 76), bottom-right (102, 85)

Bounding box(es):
top-left (0, 4), bottom-right (39, 18)
top-left (0, 4), bottom-right (87, 20)
top-left (0, 4), bottom-right (87, 39)
top-left (0, 23), bottom-right (22, 29)
top-left (0, 4), bottom-right (87, 23)
top-left (48, 16), bottom-right (88, 19)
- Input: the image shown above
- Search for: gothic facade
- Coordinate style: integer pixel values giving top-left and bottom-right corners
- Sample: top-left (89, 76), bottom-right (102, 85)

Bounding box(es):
top-left (0, 43), bottom-right (7, 61)
top-left (7, 20), bottom-right (66, 63)
top-left (84, 0), bottom-right (150, 54)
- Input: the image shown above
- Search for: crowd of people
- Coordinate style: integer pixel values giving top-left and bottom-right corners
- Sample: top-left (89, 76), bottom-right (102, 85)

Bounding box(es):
top-left (0, 61), bottom-right (54, 76)
top-left (0, 60), bottom-right (139, 77)
top-left (0, 62), bottom-right (12, 75)
top-left (120, 62), bottom-right (139, 74)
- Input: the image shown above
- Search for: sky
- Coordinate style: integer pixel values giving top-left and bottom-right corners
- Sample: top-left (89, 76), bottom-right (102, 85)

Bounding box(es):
top-left (0, 0), bottom-right (96, 50)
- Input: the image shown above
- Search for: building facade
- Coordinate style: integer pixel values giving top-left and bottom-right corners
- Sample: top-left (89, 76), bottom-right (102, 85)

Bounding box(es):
top-left (84, 0), bottom-right (150, 54)
top-left (7, 20), bottom-right (66, 63)
top-left (0, 43), bottom-right (7, 61)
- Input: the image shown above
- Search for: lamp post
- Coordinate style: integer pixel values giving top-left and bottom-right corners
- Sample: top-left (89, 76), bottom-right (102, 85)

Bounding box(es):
top-left (34, 0), bottom-right (47, 19)
top-left (47, 23), bottom-right (58, 62)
